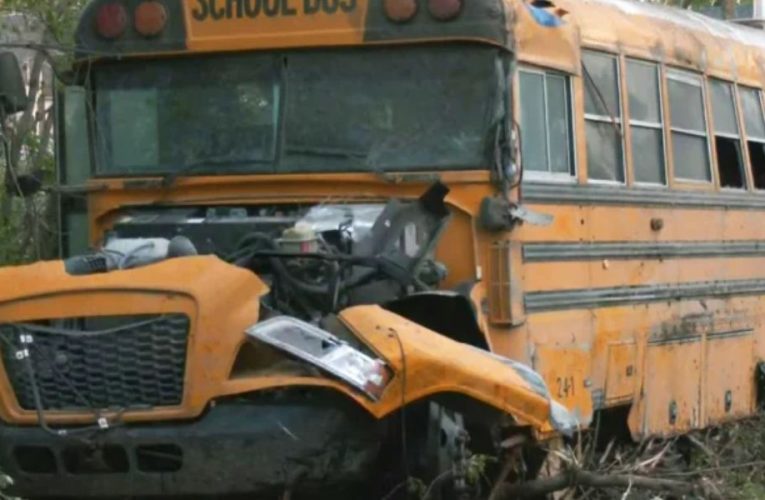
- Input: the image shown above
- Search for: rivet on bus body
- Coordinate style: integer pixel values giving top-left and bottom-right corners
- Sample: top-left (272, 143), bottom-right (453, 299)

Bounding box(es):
top-left (384, 0), bottom-right (418, 22)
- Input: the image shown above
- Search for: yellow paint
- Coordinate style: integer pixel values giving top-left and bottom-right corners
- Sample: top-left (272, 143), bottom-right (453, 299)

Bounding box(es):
top-left (604, 343), bottom-right (637, 405)
top-left (534, 345), bottom-right (592, 425)
top-left (183, 0), bottom-right (368, 52)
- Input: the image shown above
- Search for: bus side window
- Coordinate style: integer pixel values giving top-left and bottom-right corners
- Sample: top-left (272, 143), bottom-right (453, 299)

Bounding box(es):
top-left (625, 59), bottom-right (666, 186)
top-left (738, 86), bottom-right (765, 190)
top-left (582, 51), bottom-right (625, 184)
top-left (666, 70), bottom-right (712, 183)
top-left (709, 79), bottom-right (746, 189)
top-left (518, 68), bottom-right (575, 181)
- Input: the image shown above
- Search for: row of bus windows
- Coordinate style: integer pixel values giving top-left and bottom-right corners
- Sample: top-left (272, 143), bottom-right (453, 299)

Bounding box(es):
top-left (519, 50), bottom-right (765, 189)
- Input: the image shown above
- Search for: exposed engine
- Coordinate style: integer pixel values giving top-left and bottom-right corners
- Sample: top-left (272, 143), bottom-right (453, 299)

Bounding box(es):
top-left (65, 182), bottom-right (452, 320)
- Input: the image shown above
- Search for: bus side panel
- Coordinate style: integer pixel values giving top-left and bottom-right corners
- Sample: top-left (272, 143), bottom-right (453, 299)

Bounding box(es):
top-left (630, 338), bottom-right (703, 438)
top-left (704, 332), bottom-right (755, 425)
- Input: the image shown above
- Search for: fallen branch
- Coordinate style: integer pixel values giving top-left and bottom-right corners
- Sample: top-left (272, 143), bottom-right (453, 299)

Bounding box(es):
top-left (493, 468), bottom-right (696, 499)
top-left (657, 459), bottom-right (765, 478)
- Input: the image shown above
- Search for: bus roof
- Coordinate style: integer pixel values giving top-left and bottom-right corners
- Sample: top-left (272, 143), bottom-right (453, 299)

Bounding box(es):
top-left (516, 0), bottom-right (765, 84)
top-left (75, 0), bottom-right (765, 85)
top-left (75, 0), bottom-right (509, 59)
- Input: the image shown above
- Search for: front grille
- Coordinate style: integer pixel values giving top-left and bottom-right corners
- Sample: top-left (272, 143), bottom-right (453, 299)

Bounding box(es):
top-left (0, 314), bottom-right (189, 411)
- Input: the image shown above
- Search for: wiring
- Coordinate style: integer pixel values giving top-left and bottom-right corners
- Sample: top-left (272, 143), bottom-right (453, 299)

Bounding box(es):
top-left (389, 327), bottom-right (409, 482)
top-left (0, 323), bottom-right (136, 441)
top-left (0, 316), bottom-right (162, 441)
top-left (10, 315), bottom-right (165, 338)
top-left (229, 231), bottom-right (421, 318)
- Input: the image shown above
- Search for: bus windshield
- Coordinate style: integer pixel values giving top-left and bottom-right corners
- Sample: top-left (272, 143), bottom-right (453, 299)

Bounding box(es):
top-left (93, 44), bottom-right (503, 176)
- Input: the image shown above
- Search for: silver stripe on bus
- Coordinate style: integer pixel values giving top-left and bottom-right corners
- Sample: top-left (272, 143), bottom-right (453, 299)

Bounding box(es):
top-left (523, 241), bottom-right (765, 262)
top-left (525, 279), bottom-right (765, 312)
top-left (522, 182), bottom-right (765, 210)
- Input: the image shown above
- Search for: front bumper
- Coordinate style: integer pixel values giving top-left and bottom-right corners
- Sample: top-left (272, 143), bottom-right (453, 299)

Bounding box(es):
top-left (0, 396), bottom-right (382, 498)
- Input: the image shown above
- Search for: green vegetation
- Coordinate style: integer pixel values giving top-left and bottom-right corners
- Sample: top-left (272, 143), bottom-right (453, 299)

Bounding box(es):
top-left (0, 0), bottom-right (86, 265)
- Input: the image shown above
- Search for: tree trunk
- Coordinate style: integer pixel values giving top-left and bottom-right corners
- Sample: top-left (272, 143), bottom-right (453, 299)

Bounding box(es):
top-left (8, 51), bottom-right (45, 170)
top-left (722, 0), bottom-right (736, 19)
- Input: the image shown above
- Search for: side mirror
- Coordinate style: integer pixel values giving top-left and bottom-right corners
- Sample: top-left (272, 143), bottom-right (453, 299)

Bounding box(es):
top-left (0, 52), bottom-right (28, 115)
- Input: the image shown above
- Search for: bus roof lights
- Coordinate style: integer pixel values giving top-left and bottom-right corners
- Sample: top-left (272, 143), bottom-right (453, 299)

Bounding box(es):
top-left (135, 1), bottom-right (168, 37)
top-left (95, 2), bottom-right (128, 39)
top-left (384, 0), bottom-right (418, 22)
top-left (428, 0), bottom-right (462, 20)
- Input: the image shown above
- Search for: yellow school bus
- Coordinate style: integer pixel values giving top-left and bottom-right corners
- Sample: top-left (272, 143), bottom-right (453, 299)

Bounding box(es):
top-left (0, 0), bottom-right (764, 496)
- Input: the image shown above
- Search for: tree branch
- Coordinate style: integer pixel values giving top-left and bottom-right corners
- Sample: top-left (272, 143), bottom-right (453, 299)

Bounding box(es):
top-left (493, 468), bottom-right (696, 499)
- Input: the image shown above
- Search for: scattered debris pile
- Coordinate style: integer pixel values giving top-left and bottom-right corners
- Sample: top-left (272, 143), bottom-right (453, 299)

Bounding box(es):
top-left (382, 411), bottom-right (765, 499)
top-left (491, 412), bottom-right (765, 500)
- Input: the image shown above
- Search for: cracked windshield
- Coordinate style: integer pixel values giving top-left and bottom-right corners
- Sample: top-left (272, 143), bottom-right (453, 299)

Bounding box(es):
top-left (94, 45), bottom-right (500, 175)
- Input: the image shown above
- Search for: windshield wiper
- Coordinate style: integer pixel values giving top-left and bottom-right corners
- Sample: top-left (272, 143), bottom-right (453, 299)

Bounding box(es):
top-left (160, 158), bottom-right (268, 188)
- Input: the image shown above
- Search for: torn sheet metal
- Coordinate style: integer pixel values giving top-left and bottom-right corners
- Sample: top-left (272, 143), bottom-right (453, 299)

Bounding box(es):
top-left (474, 347), bottom-right (579, 436)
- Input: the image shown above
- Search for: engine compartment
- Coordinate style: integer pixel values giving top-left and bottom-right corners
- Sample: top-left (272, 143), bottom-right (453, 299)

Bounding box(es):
top-left (68, 182), bottom-right (452, 321)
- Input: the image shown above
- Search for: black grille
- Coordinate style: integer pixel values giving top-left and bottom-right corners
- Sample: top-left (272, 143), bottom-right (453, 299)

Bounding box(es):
top-left (0, 314), bottom-right (189, 411)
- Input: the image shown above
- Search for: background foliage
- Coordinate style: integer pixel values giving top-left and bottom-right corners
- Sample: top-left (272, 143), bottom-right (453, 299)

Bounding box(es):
top-left (0, 0), bottom-right (86, 265)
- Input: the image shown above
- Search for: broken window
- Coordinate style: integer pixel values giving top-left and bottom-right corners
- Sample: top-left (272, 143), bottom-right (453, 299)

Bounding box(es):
top-left (626, 59), bottom-right (666, 185)
top-left (519, 69), bottom-right (575, 179)
top-left (739, 86), bottom-right (765, 189)
top-left (667, 70), bottom-right (711, 182)
top-left (710, 80), bottom-right (746, 189)
top-left (583, 51), bottom-right (624, 183)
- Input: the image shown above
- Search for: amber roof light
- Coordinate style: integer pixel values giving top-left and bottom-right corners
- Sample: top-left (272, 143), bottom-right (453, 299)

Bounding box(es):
top-left (135, 1), bottom-right (168, 37)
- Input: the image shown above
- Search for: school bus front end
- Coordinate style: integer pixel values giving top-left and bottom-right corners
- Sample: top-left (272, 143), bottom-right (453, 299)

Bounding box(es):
top-left (0, 0), bottom-right (577, 496)
top-left (0, 255), bottom-right (567, 496)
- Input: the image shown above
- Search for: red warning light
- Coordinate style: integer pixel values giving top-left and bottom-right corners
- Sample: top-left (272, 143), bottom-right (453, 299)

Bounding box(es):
top-left (135, 1), bottom-right (168, 37)
top-left (95, 2), bottom-right (128, 39)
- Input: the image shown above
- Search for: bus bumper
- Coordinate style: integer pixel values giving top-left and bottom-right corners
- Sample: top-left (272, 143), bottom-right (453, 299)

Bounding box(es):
top-left (0, 397), bottom-right (382, 498)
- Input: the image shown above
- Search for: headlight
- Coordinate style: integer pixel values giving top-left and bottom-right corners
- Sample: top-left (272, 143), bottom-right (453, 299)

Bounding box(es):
top-left (245, 317), bottom-right (390, 400)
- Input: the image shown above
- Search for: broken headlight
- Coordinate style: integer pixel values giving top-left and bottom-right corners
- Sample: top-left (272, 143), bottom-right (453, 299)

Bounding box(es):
top-left (245, 317), bottom-right (391, 400)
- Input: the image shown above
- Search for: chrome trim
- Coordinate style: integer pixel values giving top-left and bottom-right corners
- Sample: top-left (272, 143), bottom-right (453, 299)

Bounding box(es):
top-left (523, 240), bottom-right (765, 262)
top-left (525, 278), bottom-right (765, 312)
top-left (522, 182), bottom-right (765, 209)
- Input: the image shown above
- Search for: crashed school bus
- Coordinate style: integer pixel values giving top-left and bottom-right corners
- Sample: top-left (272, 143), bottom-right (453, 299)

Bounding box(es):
top-left (3, 0), bottom-right (765, 496)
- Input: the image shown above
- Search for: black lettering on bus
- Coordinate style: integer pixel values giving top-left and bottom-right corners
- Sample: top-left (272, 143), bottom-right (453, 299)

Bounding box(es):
top-left (282, 0), bottom-right (297, 15)
top-left (226, 0), bottom-right (245, 17)
top-left (244, 0), bottom-right (261, 17)
top-left (210, 0), bottom-right (226, 19)
top-left (323, 0), bottom-right (339, 14)
top-left (192, 0), bottom-right (210, 20)
top-left (339, 0), bottom-right (356, 13)
top-left (263, 0), bottom-right (280, 16)
top-left (304, 0), bottom-right (321, 14)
